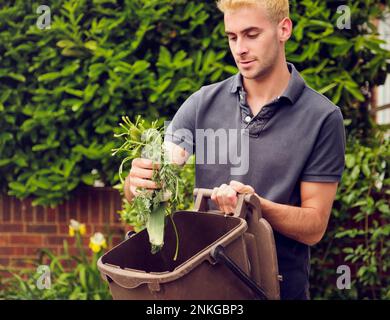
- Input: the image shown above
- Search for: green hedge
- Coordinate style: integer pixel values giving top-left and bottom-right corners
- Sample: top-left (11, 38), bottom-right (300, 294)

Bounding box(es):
top-left (0, 0), bottom-right (233, 206)
top-left (311, 130), bottom-right (389, 299)
top-left (1, 0), bottom-right (388, 205)
top-left (0, 0), bottom-right (389, 299)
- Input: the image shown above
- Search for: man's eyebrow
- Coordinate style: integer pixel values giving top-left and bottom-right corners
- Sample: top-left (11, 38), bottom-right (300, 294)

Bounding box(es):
top-left (225, 27), bottom-right (263, 35)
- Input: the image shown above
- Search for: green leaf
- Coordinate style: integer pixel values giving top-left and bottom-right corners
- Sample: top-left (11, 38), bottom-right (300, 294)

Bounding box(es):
top-left (63, 159), bottom-right (77, 178)
top-left (0, 159), bottom-right (11, 167)
top-left (56, 40), bottom-right (76, 48)
top-left (285, 41), bottom-right (299, 54)
top-left (32, 142), bottom-right (60, 152)
top-left (331, 42), bottom-right (353, 57)
top-left (61, 48), bottom-right (85, 57)
top-left (8, 73), bottom-right (26, 82)
top-left (378, 204), bottom-right (390, 215)
top-left (158, 46), bottom-right (172, 66)
top-left (33, 179), bottom-right (52, 190)
top-left (88, 63), bottom-right (106, 79)
top-left (132, 60), bottom-right (150, 74)
top-left (362, 163), bottom-right (371, 177)
top-left (84, 84), bottom-right (99, 102)
top-left (223, 65), bottom-right (238, 74)
top-left (38, 72), bottom-right (61, 82)
top-left (84, 40), bottom-right (97, 51)
top-left (78, 265), bottom-right (88, 290)
top-left (318, 82), bottom-right (337, 95)
top-left (64, 88), bottom-right (84, 98)
top-left (344, 84), bottom-right (365, 102)
top-left (345, 154), bottom-right (355, 168)
top-left (322, 36), bottom-right (348, 45)
top-left (81, 174), bottom-right (95, 185)
top-left (9, 181), bottom-right (27, 193)
top-left (351, 166), bottom-right (360, 180)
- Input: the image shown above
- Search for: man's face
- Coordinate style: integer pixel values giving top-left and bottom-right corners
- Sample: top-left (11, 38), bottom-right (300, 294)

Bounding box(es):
top-left (224, 6), bottom-right (282, 80)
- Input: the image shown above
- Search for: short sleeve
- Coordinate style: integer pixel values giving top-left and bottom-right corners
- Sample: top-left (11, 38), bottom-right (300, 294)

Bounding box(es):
top-left (301, 107), bottom-right (346, 182)
top-left (164, 91), bottom-right (199, 156)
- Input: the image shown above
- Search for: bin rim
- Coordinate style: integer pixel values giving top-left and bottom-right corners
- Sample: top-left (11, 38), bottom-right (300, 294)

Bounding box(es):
top-left (97, 211), bottom-right (248, 290)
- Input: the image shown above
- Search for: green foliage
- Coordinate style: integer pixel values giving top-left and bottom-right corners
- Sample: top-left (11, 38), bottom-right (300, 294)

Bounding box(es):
top-left (310, 128), bottom-right (390, 299)
top-left (0, 231), bottom-right (111, 300)
top-left (0, 0), bottom-right (230, 206)
top-left (1, 0), bottom-right (389, 205)
top-left (289, 0), bottom-right (390, 136)
top-left (112, 115), bottom-right (184, 255)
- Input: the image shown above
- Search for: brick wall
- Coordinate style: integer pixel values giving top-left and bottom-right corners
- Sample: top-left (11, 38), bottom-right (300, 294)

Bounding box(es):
top-left (0, 187), bottom-right (127, 277)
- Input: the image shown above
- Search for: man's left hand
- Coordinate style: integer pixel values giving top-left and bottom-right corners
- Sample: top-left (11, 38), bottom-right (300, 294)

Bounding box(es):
top-left (210, 180), bottom-right (255, 214)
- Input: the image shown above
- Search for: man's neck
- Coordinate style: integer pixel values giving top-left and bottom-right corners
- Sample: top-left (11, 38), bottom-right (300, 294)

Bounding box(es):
top-left (242, 61), bottom-right (291, 109)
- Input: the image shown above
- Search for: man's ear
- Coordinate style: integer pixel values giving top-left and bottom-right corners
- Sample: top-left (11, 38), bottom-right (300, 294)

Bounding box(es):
top-left (278, 17), bottom-right (293, 42)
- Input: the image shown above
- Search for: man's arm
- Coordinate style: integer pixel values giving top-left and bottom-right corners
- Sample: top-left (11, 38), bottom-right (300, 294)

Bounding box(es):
top-left (256, 181), bottom-right (338, 246)
top-left (213, 180), bottom-right (338, 246)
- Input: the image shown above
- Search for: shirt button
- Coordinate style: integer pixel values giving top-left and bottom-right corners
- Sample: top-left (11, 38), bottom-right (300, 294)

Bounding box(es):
top-left (245, 116), bottom-right (252, 123)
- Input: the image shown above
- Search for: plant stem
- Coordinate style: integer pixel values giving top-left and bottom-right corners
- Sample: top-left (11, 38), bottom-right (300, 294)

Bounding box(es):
top-left (170, 213), bottom-right (179, 261)
top-left (75, 233), bottom-right (88, 265)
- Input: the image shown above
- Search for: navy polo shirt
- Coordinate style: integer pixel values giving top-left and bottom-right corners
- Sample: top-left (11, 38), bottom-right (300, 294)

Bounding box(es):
top-left (165, 62), bottom-right (346, 299)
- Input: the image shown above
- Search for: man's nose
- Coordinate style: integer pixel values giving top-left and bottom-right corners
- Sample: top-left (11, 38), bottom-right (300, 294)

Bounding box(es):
top-left (235, 38), bottom-right (248, 56)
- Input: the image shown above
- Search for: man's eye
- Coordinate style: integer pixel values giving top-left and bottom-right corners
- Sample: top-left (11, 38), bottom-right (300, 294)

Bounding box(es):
top-left (247, 34), bottom-right (259, 39)
top-left (228, 36), bottom-right (237, 41)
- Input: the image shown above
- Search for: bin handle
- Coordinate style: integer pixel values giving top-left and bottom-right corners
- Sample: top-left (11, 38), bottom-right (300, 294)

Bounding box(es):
top-left (193, 188), bottom-right (262, 220)
top-left (210, 245), bottom-right (267, 300)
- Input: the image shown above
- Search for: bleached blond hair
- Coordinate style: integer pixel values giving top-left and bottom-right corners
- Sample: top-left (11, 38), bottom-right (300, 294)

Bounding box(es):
top-left (216, 0), bottom-right (289, 23)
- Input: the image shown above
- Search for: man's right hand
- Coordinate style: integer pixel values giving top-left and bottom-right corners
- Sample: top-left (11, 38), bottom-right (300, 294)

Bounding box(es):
top-left (124, 158), bottom-right (160, 202)
top-left (124, 142), bottom-right (190, 202)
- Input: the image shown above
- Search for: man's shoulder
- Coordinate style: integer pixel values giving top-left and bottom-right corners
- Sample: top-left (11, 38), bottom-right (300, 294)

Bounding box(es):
top-left (301, 84), bottom-right (342, 120)
top-left (300, 85), bottom-right (341, 116)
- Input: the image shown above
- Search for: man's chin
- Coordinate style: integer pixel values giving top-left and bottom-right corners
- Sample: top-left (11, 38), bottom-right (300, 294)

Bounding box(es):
top-left (240, 70), bottom-right (259, 79)
top-left (240, 67), bottom-right (270, 81)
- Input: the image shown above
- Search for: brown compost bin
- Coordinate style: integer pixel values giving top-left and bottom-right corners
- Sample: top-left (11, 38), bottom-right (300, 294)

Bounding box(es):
top-left (97, 188), bottom-right (281, 300)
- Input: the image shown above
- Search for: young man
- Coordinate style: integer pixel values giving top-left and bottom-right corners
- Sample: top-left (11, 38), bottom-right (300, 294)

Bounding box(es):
top-left (125, 0), bottom-right (346, 300)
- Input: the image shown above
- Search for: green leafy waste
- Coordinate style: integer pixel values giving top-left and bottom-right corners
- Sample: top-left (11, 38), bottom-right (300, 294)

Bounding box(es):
top-left (112, 116), bottom-right (182, 259)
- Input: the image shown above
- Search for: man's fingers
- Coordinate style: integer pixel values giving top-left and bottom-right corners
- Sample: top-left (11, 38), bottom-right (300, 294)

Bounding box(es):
top-left (218, 184), bottom-right (237, 214)
top-left (130, 177), bottom-right (159, 189)
top-left (217, 184), bottom-right (229, 213)
top-left (239, 185), bottom-right (255, 193)
top-left (129, 166), bottom-right (154, 179)
top-left (132, 158), bottom-right (160, 170)
top-left (225, 186), bottom-right (238, 213)
top-left (130, 185), bottom-right (142, 197)
top-left (163, 141), bottom-right (189, 165)
top-left (211, 187), bottom-right (220, 211)
top-left (130, 185), bottom-right (154, 197)
top-left (229, 180), bottom-right (255, 194)
top-left (211, 184), bottom-right (240, 214)
top-left (229, 180), bottom-right (243, 187)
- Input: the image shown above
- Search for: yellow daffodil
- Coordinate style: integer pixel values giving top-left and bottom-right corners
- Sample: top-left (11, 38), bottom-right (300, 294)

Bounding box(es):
top-left (69, 219), bottom-right (87, 237)
top-left (89, 232), bottom-right (107, 253)
top-left (79, 224), bottom-right (86, 236)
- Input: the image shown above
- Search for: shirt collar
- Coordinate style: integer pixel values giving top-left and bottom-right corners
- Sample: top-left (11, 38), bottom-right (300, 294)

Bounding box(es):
top-left (230, 62), bottom-right (306, 105)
